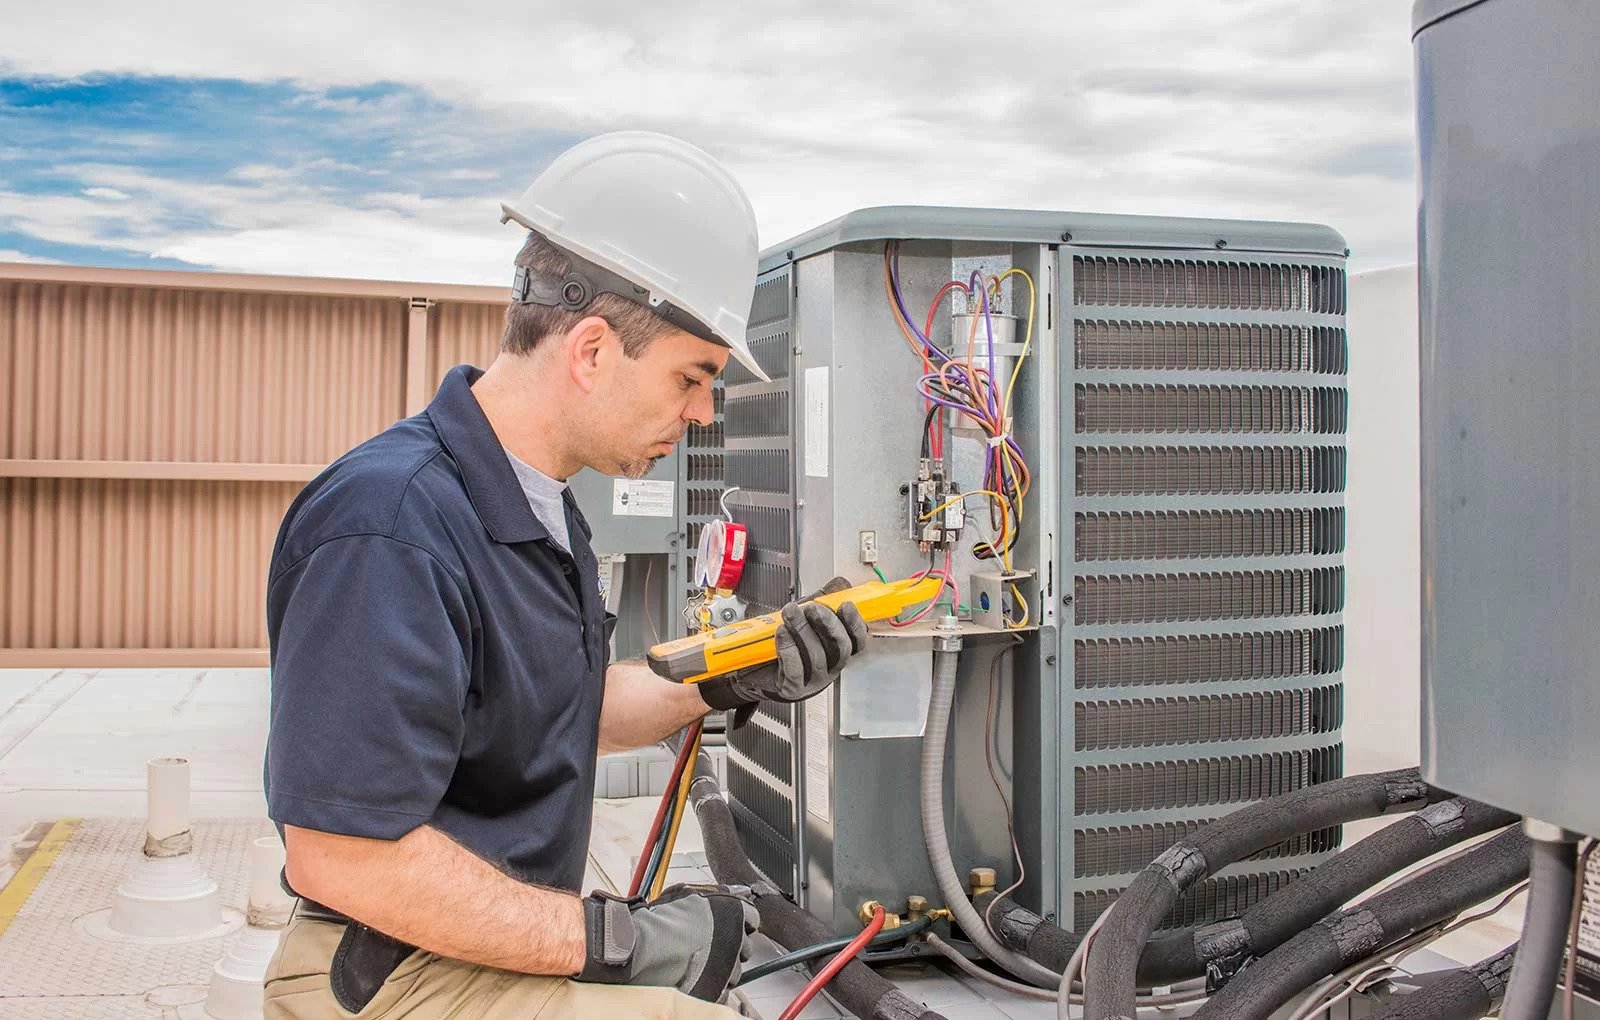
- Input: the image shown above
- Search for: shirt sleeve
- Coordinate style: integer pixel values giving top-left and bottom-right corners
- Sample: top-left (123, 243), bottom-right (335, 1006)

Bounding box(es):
top-left (265, 534), bottom-right (474, 840)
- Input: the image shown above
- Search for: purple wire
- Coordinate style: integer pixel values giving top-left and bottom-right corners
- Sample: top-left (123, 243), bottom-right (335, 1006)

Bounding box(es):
top-left (979, 278), bottom-right (1000, 421)
top-left (888, 243), bottom-right (950, 366)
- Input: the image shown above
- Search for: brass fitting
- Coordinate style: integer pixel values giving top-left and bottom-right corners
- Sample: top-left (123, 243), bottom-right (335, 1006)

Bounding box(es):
top-left (906, 895), bottom-right (929, 922)
top-left (928, 907), bottom-right (955, 923)
top-left (968, 867), bottom-right (997, 897)
top-left (857, 899), bottom-right (902, 930)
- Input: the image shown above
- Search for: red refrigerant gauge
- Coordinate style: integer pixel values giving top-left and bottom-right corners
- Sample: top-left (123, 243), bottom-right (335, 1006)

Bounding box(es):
top-left (696, 517), bottom-right (748, 591)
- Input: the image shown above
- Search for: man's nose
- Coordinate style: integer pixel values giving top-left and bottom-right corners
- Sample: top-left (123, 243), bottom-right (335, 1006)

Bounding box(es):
top-left (685, 386), bottom-right (715, 427)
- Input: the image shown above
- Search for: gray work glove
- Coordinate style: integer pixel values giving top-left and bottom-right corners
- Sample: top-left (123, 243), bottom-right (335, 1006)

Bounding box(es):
top-left (698, 577), bottom-right (870, 711)
top-left (576, 884), bottom-right (759, 1001)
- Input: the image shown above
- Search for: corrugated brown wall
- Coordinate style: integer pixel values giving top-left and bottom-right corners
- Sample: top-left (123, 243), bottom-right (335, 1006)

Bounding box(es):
top-left (0, 264), bottom-right (507, 666)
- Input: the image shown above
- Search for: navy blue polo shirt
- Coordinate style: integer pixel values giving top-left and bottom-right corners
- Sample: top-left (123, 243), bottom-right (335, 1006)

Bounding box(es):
top-left (264, 364), bottom-right (611, 892)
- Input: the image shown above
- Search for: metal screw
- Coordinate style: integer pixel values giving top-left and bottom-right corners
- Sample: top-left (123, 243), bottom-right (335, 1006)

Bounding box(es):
top-left (1060, 231), bottom-right (1073, 242)
top-left (1215, 239), bottom-right (1228, 249)
top-left (1045, 654), bottom-right (1057, 666)
top-left (1045, 911), bottom-right (1057, 923)
top-left (1062, 594), bottom-right (1073, 605)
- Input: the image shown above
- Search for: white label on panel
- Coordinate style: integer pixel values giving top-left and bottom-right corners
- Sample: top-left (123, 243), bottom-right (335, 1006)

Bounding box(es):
top-left (611, 479), bottom-right (675, 517)
top-left (804, 366), bottom-right (830, 479)
top-left (804, 692), bottom-right (832, 823)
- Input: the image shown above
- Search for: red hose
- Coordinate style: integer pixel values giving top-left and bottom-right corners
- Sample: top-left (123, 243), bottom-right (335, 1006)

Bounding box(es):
top-left (627, 723), bottom-right (699, 897)
top-left (778, 904), bottom-right (887, 1020)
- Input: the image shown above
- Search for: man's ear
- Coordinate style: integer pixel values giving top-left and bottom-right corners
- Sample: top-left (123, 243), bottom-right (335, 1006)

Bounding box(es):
top-left (565, 315), bottom-right (612, 394)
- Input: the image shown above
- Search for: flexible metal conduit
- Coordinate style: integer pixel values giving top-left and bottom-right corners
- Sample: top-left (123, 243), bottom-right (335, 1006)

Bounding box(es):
top-left (921, 637), bottom-right (1062, 988)
top-left (1500, 829), bottom-right (1579, 1020)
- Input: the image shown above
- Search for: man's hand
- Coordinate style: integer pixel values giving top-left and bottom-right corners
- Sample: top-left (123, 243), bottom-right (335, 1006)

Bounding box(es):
top-left (576, 884), bottom-right (759, 1001)
top-left (698, 577), bottom-right (870, 711)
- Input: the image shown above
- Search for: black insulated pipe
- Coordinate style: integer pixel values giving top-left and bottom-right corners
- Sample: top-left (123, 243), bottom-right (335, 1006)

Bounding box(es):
top-left (1500, 834), bottom-right (1579, 1020)
top-left (1081, 767), bottom-right (1443, 1020)
top-left (1190, 826), bottom-right (1530, 1020)
top-left (972, 891), bottom-right (1079, 973)
top-left (1138, 798), bottom-right (1517, 984)
top-left (981, 799), bottom-right (1513, 984)
top-left (687, 754), bottom-right (950, 1020)
top-left (1361, 944), bottom-right (1516, 1020)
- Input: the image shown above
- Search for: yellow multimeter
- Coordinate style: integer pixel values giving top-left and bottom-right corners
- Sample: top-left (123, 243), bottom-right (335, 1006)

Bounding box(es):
top-left (646, 576), bottom-right (943, 684)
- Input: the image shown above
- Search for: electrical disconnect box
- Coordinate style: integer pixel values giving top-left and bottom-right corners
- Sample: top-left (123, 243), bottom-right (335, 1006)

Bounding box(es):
top-left (1415, 0), bottom-right (1600, 836)
top-left (707, 207), bottom-right (1350, 934)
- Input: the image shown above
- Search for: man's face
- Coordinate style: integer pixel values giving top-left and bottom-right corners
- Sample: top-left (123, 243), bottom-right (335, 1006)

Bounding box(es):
top-left (589, 327), bottom-right (728, 479)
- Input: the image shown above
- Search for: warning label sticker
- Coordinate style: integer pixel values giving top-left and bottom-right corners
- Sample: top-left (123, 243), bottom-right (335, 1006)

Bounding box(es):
top-left (612, 479), bottom-right (675, 518)
top-left (804, 692), bottom-right (832, 823)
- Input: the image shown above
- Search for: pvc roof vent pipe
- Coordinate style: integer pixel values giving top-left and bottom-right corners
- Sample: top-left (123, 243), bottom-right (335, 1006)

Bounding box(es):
top-left (106, 757), bottom-right (225, 939)
top-left (202, 836), bottom-right (292, 1020)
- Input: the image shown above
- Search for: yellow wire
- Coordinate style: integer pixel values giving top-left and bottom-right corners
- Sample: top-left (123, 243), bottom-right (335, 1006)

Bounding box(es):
top-left (650, 725), bottom-right (702, 899)
top-left (1006, 582), bottom-right (1031, 629)
top-left (921, 489), bottom-right (1014, 523)
top-left (995, 267), bottom-right (1036, 418)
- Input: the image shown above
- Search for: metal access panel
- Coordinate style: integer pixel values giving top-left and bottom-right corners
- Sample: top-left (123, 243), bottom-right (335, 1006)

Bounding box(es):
top-left (1415, 0), bottom-right (1600, 835)
top-left (566, 453), bottom-right (688, 660)
top-left (717, 206), bottom-right (1350, 936)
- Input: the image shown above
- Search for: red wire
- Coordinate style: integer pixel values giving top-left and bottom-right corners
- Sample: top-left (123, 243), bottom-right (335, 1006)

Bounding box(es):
top-left (778, 904), bottom-right (887, 1020)
top-left (920, 280), bottom-right (968, 461)
top-left (889, 552), bottom-right (956, 628)
top-left (627, 723), bottom-right (698, 897)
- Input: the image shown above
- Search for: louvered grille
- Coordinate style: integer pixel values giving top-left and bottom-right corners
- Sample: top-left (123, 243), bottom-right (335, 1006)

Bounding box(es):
top-left (727, 755), bottom-right (794, 825)
top-left (1076, 509), bottom-right (1345, 561)
top-left (1075, 869), bottom-right (1313, 932)
top-left (685, 453), bottom-right (724, 482)
top-left (725, 265), bottom-right (799, 900)
top-left (1076, 821), bottom-right (1342, 878)
top-left (1075, 321), bottom-right (1347, 373)
top-left (1075, 684), bottom-right (1343, 751)
top-left (1075, 385), bottom-right (1347, 434)
top-left (723, 449), bottom-right (792, 493)
top-left (1074, 568), bottom-right (1344, 625)
top-left (1074, 745), bottom-right (1345, 815)
top-left (726, 328), bottom-right (792, 386)
top-left (730, 504), bottom-right (792, 554)
top-left (727, 716), bottom-right (793, 785)
top-left (740, 562), bottom-right (795, 616)
top-left (1073, 257), bottom-right (1345, 313)
top-left (1075, 628), bottom-right (1344, 689)
top-left (728, 794), bottom-right (798, 897)
top-left (1076, 446), bottom-right (1346, 496)
top-left (726, 392), bottom-right (790, 436)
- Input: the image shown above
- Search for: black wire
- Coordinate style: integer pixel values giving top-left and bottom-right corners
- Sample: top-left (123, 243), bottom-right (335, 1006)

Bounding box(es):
top-left (735, 915), bottom-right (936, 986)
top-left (920, 404), bottom-right (941, 459)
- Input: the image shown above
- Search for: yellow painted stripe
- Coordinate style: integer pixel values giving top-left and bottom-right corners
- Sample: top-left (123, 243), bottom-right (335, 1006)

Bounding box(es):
top-left (0, 819), bottom-right (79, 937)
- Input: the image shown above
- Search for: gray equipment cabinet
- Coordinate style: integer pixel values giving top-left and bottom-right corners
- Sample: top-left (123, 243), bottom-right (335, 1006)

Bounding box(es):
top-left (709, 206), bottom-right (1350, 935)
top-left (1415, 0), bottom-right (1600, 836)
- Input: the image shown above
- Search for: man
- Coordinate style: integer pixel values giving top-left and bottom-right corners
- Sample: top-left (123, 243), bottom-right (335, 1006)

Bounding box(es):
top-left (262, 132), bottom-right (869, 1018)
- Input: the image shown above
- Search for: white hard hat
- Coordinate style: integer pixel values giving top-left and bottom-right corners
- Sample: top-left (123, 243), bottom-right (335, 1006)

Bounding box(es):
top-left (500, 131), bottom-right (769, 383)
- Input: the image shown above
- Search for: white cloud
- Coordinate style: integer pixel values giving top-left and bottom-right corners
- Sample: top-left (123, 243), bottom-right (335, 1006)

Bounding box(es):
top-left (0, 248), bottom-right (62, 264)
top-left (0, 0), bottom-right (1420, 276)
top-left (81, 186), bottom-right (129, 200)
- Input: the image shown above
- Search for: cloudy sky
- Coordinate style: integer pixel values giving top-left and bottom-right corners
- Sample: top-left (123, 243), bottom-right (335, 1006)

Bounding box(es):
top-left (0, 1), bottom-right (1417, 283)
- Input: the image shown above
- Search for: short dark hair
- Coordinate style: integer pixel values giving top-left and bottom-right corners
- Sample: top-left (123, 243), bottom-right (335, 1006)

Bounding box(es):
top-left (501, 233), bottom-right (677, 358)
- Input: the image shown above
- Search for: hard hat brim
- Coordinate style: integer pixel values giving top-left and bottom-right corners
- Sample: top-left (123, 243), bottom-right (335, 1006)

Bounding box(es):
top-left (500, 211), bottom-right (771, 384)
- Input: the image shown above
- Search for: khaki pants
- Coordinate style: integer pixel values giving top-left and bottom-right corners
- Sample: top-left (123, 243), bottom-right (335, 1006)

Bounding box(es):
top-left (263, 916), bottom-right (743, 1019)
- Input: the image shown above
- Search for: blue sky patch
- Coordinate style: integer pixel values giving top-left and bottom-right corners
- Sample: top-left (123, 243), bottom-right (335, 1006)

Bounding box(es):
top-left (0, 74), bottom-right (577, 273)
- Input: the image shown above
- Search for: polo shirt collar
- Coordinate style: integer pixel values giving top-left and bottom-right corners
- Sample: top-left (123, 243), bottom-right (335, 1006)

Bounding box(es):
top-left (426, 364), bottom-right (548, 545)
